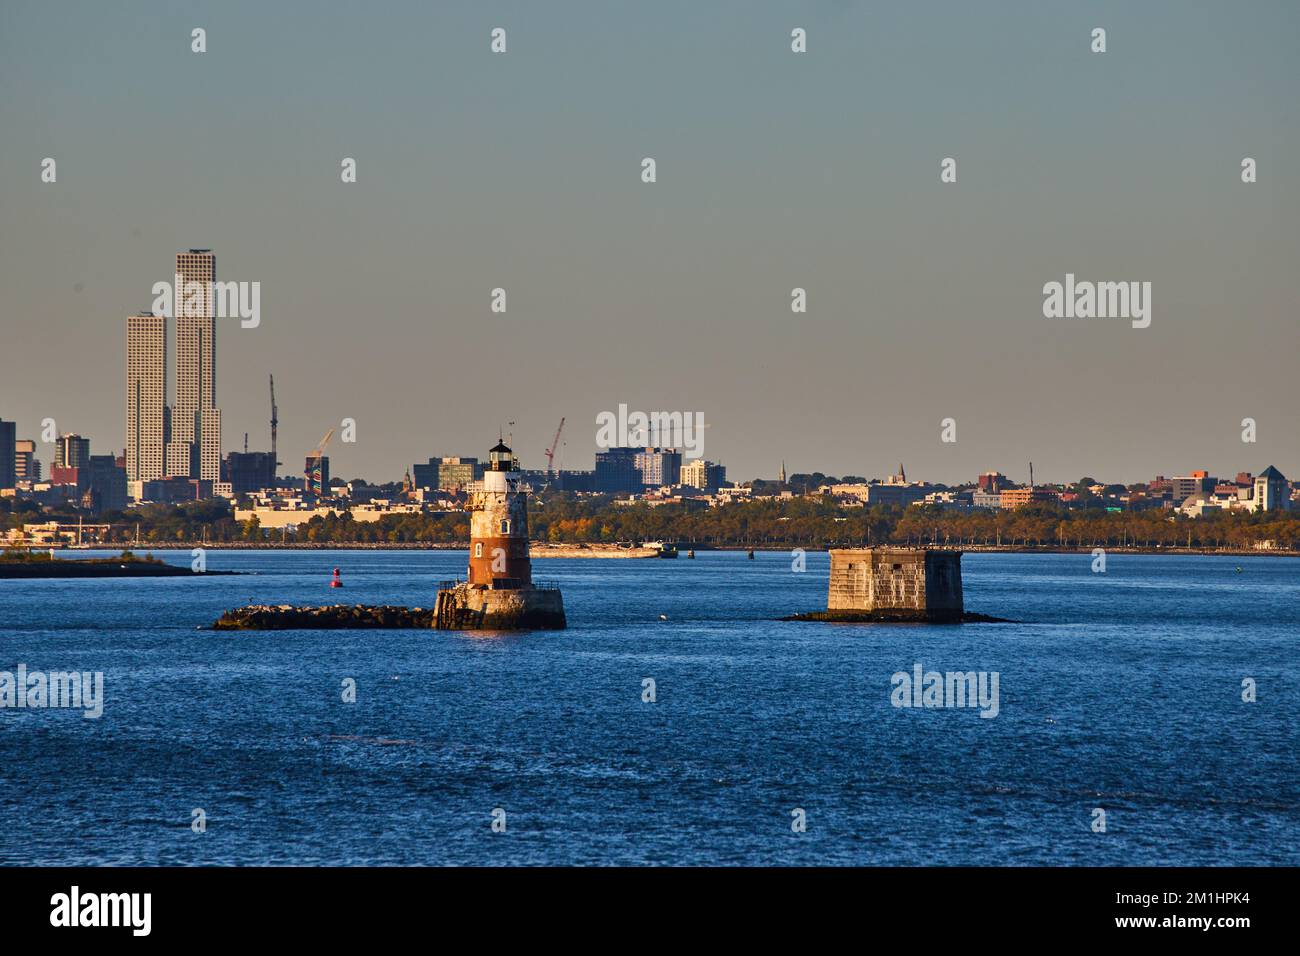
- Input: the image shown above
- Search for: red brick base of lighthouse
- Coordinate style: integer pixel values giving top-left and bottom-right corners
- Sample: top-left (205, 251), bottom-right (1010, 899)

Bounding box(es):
top-left (467, 536), bottom-right (532, 589)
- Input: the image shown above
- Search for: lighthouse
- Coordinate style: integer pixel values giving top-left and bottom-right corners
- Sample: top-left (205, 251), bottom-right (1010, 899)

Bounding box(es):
top-left (467, 441), bottom-right (533, 588)
top-left (434, 440), bottom-right (566, 630)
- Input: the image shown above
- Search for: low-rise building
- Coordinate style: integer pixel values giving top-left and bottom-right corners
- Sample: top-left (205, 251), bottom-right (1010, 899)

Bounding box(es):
top-left (680, 458), bottom-right (727, 490)
top-left (998, 488), bottom-right (1058, 509)
top-left (1254, 466), bottom-right (1290, 512)
top-left (613, 494), bottom-right (709, 511)
top-left (594, 448), bottom-right (644, 494)
top-left (4, 521), bottom-right (113, 547)
top-left (709, 485), bottom-right (752, 506)
top-left (913, 490), bottom-right (973, 511)
top-left (14, 439), bottom-right (40, 482)
top-left (235, 494), bottom-right (457, 529)
top-left (129, 477), bottom-right (213, 504)
top-left (1169, 473), bottom-right (1214, 503)
top-left (235, 505), bottom-right (340, 529)
top-left (225, 451), bottom-right (276, 495)
top-left (1178, 466), bottom-right (1290, 516)
top-left (437, 457), bottom-right (482, 491)
top-left (635, 447), bottom-right (682, 487)
top-left (821, 467), bottom-right (930, 506)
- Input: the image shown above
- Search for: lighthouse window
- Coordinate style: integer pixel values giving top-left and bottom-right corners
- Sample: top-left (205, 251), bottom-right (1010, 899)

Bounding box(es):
top-left (474, 543), bottom-right (483, 558)
top-left (500, 519), bottom-right (510, 535)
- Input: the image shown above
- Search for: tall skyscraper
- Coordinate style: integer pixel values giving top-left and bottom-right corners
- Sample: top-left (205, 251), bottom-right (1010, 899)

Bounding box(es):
top-left (127, 312), bottom-right (167, 482)
top-left (0, 419), bottom-right (16, 489)
top-left (200, 406), bottom-right (222, 482)
top-left (167, 249), bottom-right (221, 479)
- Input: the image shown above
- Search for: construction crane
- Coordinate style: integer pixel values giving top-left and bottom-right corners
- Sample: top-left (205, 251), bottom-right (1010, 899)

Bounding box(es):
top-left (310, 428), bottom-right (334, 460)
top-left (269, 374), bottom-right (279, 466)
top-left (629, 418), bottom-right (711, 448)
top-left (544, 417), bottom-right (566, 476)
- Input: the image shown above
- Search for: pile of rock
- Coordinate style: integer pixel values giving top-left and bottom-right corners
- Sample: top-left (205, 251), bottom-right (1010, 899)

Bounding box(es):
top-left (212, 604), bottom-right (435, 630)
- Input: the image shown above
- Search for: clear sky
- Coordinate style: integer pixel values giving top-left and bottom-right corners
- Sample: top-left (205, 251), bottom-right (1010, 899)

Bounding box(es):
top-left (1, 0), bottom-right (1296, 485)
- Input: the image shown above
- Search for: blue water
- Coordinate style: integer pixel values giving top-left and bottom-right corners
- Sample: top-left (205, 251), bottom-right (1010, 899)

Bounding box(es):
top-left (1, 550), bottom-right (1296, 866)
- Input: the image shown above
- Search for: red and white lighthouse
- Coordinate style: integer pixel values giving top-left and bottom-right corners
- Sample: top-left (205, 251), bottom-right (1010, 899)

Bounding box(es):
top-left (466, 441), bottom-right (532, 588)
top-left (434, 439), bottom-right (565, 630)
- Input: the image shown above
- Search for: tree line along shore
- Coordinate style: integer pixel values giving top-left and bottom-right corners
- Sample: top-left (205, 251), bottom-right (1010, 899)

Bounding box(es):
top-left (5, 495), bottom-right (1299, 553)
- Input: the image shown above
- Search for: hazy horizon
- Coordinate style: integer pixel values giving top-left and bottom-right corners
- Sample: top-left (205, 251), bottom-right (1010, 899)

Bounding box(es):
top-left (2, 0), bottom-right (1297, 486)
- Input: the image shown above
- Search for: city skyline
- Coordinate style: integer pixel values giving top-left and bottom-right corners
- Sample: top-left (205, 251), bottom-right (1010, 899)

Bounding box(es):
top-left (2, 1), bottom-right (1297, 486)
top-left (3, 395), bottom-right (1292, 494)
top-left (0, 234), bottom-right (1292, 494)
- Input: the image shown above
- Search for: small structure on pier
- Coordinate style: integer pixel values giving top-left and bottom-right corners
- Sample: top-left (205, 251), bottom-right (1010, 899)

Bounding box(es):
top-left (827, 548), bottom-right (963, 622)
top-left (434, 441), bottom-right (566, 630)
top-left (783, 547), bottom-right (979, 623)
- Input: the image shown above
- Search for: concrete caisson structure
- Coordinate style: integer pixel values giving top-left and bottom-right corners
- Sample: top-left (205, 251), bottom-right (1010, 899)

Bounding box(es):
top-left (434, 441), bottom-right (565, 630)
top-left (826, 548), bottom-right (963, 622)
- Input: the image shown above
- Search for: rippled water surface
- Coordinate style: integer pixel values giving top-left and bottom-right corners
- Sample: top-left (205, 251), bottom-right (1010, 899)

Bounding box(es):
top-left (1, 549), bottom-right (1296, 865)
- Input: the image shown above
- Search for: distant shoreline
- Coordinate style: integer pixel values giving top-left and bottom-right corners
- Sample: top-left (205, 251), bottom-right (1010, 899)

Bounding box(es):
top-left (29, 543), bottom-right (1300, 558)
top-left (0, 560), bottom-right (235, 579)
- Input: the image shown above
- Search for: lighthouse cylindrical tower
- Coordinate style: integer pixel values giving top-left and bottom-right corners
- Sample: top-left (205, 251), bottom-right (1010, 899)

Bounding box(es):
top-left (433, 440), bottom-right (565, 630)
top-left (467, 441), bottom-right (532, 588)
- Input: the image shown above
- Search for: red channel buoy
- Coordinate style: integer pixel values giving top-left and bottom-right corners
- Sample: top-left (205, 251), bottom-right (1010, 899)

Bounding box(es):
top-left (330, 567), bottom-right (344, 588)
